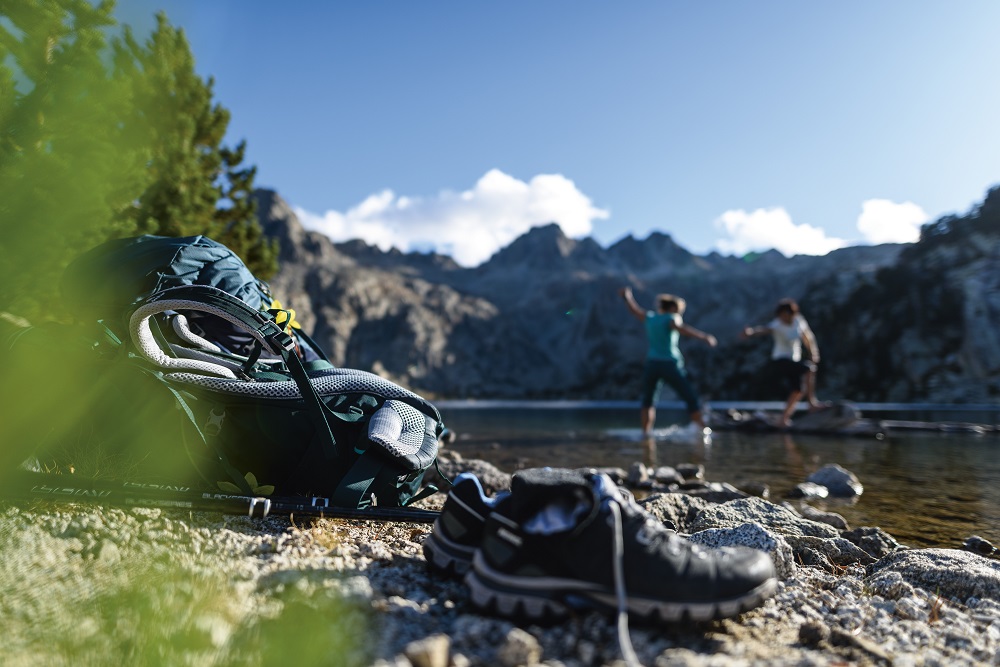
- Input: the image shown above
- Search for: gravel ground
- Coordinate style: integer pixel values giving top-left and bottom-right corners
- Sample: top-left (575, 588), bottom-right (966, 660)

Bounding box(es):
top-left (2, 464), bottom-right (1000, 667)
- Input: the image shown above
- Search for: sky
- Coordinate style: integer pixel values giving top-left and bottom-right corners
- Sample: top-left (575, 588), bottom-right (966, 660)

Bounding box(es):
top-left (118, 1), bottom-right (1000, 267)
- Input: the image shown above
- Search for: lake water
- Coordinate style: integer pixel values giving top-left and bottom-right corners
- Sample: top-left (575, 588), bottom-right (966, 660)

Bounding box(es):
top-left (436, 404), bottom-right (1000, 550)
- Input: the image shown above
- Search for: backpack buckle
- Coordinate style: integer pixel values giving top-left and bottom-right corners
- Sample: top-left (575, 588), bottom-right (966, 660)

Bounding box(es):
top-left (258, 321), bottom-right (296, 353)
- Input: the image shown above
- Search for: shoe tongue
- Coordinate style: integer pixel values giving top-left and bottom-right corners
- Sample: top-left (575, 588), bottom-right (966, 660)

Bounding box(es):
top-left (591, 472), bottom-right (625, 503)
top-left (509, 467), bottom-right (593, 519)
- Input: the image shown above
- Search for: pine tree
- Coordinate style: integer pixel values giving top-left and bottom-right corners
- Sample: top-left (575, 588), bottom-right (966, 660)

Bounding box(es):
top-left (119, 13), bottom-right (278, 278)
top-left (0, 3), bottom-right (278, 320)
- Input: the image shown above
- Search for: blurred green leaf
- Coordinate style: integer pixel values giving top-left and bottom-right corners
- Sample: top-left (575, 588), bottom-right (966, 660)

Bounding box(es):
top-left (0, 2), bottom-right (276, 323)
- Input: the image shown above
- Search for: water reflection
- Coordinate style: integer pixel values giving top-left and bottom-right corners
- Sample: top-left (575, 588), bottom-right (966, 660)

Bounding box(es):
top-left (440, 407), bottom-right (1000, 550)
top-left (641, 434), bottom-right (711, 469)
top-left (780, 434), bottom-right (808, 480)
top-left (643, 436), bottom-right (655, 468)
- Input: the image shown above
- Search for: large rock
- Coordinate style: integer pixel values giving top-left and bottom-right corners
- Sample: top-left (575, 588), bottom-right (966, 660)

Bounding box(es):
top-left (842, 526), bottom-right (905, 559)
top-left (689, 497), bottom-right (840, 539)
top-left (638, 493), bottom-right (710, 533)
top-left (866, 548), bottom-right (1000, 603)
top-left (687, 522), bottom-right (796, 580)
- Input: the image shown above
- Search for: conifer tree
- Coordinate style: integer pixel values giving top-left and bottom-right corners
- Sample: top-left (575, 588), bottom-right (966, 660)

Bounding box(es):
top-left (119, 13), bottom-right (278, 278)
top-left (0, 3), bottom-right (277, 320)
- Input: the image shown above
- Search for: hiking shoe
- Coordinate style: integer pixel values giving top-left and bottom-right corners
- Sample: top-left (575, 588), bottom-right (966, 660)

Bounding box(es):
top-left (424, 468), bottom-right (589, 577)
top-left (423, 472), bottom-right (511, 577)
top-left (465, 470), bottom-right (777, 624)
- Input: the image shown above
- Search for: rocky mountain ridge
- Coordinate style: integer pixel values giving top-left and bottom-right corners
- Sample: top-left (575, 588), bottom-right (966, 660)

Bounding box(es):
top-left (254, 187), bottom-right (1000, 403)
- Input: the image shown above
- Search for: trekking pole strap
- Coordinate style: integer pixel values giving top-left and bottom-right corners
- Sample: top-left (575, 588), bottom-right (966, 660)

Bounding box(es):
top-left (5, 472), bottom-right (440, 523)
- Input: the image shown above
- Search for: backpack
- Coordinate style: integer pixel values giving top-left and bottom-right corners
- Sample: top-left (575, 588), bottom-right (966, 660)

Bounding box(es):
top-left (60, 234), bottom-right (327, 363)
top-left (16, 235), bottom-right (446, 508)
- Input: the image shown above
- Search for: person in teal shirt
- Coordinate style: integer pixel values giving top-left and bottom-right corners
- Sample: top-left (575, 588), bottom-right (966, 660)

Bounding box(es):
top-left (619, 286), bottom-right (717, 436)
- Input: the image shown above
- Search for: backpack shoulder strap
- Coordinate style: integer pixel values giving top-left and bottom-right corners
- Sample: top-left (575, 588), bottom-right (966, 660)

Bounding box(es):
top-left (130, 285), bottom-right (340, 462)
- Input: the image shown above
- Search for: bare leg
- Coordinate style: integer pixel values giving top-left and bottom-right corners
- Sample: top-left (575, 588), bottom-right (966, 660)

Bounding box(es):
top-left (781, 390), bottom-right (802, 427)
top-left (642, 436), bottom-right (656, 468)
top-left (690, 410), bottom-right (705, 429)
top-left (806, 369), bottom-right (821, 410)
top-left (641, 406), bottom-right (656, 434)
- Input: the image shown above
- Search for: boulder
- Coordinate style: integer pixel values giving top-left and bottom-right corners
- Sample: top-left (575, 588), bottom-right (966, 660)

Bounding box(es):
top-left (638, 493), bottom-right (710, 534)
top-left (866, 548), bottom-right (1000, 602)
top-left (687, 522), bottom-right (796, 580)
top-left (689, 497), bottom-right (840, 539)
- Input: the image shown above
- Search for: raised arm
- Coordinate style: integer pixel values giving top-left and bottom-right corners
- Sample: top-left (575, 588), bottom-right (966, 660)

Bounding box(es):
top-left (801, 319), bottom-right (820, 362)
top-left (741, 324), bottom-right (771, 339)
top-left (618, 286), bottom-right (646, 322)
top-left (676, 321), bottom-right (717, 347)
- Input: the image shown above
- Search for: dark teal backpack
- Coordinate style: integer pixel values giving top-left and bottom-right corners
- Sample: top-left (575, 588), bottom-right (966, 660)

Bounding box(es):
top-left (33, 235), bottom-right (446, 508)
top-left (60, 234), bottom-right (327, 363)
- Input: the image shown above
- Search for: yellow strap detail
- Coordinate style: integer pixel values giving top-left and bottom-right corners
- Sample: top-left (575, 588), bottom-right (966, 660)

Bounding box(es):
top-left (269, 299), bottom-right (302, 330)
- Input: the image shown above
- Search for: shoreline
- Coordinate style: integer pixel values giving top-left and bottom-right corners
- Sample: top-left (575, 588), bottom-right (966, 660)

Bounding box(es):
top-left (2, 456), bottom-right (999, 666)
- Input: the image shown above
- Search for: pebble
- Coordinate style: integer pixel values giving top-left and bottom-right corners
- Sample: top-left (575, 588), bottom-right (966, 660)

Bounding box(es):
top-left (3, 461), bottom-right (1000, 666)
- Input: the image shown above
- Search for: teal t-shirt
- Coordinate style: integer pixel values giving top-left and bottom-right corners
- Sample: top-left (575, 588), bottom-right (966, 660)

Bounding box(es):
top-left (644, 311), bottom-right (682, 362)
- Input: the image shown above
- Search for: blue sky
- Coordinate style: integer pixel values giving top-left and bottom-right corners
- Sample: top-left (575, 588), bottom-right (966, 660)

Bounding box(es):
top-left (119, 1), bottom-right (1000, 266)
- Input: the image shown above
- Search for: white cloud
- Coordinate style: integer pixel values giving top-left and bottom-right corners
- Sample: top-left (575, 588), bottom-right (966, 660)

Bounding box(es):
top-left (713, 207), bottom-right (847, 257)
top-left (856, 199), bottom-right (928, 244)
top-left (294, 169), bottom-right (609, 267)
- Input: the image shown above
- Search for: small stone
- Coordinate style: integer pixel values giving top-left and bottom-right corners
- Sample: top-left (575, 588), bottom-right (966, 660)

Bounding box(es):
top-left (797, 504), bottom-right (849, 530)
top-left (798, 620), bottom-right (830, 646)
top-left (675, 463), bottom-right (704, 481)
top-left (626, 462), bottom-right (651, 487)
top-left (496, 627), bottom-right (542, 667)
top-left (652, 466), bottom-right (682, 485)
top-left (806, 464), bottom-right (864, 497)
top-left (404, 634), bottom-right (450, 667)
top-left (964, 535), bottom-right (997, 556)
top-left (788, 482), bottom-right (829, 499)
top-left (741, 481), bottom-right (770, 500)
top-left (96, 540), bottom-right (121, 564)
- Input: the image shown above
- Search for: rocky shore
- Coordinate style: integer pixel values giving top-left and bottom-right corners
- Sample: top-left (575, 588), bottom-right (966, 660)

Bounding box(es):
top-left (3, 453), bottom-right (1000, 666)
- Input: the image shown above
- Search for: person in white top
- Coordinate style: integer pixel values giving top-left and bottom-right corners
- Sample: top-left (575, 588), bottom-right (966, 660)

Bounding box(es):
top-left (741, 298), bottom-right (821, 427)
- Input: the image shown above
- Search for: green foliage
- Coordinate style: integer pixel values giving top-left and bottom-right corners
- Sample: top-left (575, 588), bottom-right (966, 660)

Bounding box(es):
top-left (0, 2), bottom-right (277, 321)
top-left (0, 0), bottom-right (146, 320)
top-left (0, 503), bottom-right (371, 666)
top-left (116, 14), bottom-right (277, 279)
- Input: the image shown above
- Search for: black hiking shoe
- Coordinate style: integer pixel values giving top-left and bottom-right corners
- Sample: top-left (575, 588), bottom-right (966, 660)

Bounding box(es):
top-left (424, 468), bottom-right (590, 577)
top-left (465, 470), bottom-right (778, 624)
top-left (423, 472), bottom-right (511, 577)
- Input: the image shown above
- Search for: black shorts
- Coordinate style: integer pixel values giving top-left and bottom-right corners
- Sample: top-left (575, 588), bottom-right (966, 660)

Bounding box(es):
top-left (765, 358), bottom-right (813, 396)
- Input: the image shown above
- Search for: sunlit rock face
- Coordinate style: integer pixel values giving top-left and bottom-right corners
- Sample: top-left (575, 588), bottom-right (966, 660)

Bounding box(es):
top-left (255, 187), bottom-right (999, 403)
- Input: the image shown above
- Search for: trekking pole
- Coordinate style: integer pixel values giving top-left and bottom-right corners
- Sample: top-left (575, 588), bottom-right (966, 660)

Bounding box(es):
top-left (2, 472), bottom-right (440, 523)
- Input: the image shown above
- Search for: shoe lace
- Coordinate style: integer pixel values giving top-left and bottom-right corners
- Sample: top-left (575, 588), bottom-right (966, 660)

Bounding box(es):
top-left (619, 488), bottom-right (684, 555)
top-left (609, 500), bottom-right (641, 667)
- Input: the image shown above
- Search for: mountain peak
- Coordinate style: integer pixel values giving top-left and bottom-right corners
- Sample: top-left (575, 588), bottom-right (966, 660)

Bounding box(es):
top-left (607, 229), bottom-right (693, 272)
top-left (485, 223), bottom-right (604, 270)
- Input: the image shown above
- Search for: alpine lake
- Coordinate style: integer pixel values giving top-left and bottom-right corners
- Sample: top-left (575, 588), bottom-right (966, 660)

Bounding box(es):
top-left (435, 403), bottom-right (1000, 550)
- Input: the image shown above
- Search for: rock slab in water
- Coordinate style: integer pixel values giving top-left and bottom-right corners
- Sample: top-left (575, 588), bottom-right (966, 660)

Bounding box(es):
top-left (806, 463), bottom-right (864, 497)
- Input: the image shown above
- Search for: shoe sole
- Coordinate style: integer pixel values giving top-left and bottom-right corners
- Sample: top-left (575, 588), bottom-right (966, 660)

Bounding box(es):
top-left (423, 518), bottom-right (476, 577)
top-left (466, 551), bottom-right (777, 623)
